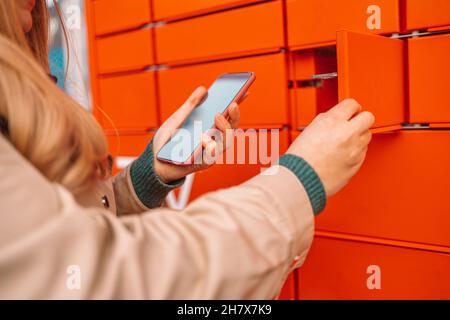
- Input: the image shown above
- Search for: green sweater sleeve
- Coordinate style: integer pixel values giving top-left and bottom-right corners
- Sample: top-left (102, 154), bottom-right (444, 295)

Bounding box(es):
top-left (278, 154), bottom-right (327, 215)
top-left (130, 140), bottom-right (185, 209)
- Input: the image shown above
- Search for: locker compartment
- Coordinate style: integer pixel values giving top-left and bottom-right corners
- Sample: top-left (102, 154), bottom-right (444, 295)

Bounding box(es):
top-left (98, 72), bottom-right (159, 131)
top-left (107, 133), bottom-right (154, 175)
top-left (153, 0), bottom-right (263, 22)
top-left (291, 31), bottom-right (405, 131)
top-left (315, 130), bottom-right (450, 248)
top-left (158, 53), bottom-right (289, 127)
top-left (408, 33), bottom-right (450, 126)
top-left (171, 129), bottom-right (289, 202)
top-left (93, 0), bottom-right (152, 36)
top-left (97, 29), bottom-right (154, 75)
top-left (286, 0), bottom-right (401, 49)
top-left (155, 1), bottom-right (284, 65)
top-left (298, 237), bottom-right (450, 300)
top-left (405, 0), bottom-right (450, 31)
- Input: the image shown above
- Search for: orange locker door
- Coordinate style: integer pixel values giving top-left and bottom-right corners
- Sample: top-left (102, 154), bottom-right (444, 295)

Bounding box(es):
top-left (292, 31), bottom-right (405, 131)
top-left (96, 29), bottom-right (154, 75)
top-left (337, 31), bottom-right (405, 132)
top-left (298, 237), bottom-right (450, 300)
top-left (405, 0), bottom-right (450, 31)
top-left (155, 1), bottom-right (284, 65)
top-left (107, 134), bottom-right (154, 175)
top-left (408, 33), bottom-right (450, 126)
top-left (153, 0), bottom-right (262, 21)
top-left (93, 0), bottom-right (152, 36)
top-left (316, 130), bottom-right (450, 248)
top-left (286, 0), bottom-right (401, 49)
top-left (98, 72), bottom-right (159, 132)
top-left (158, 54), bottom-right (289, 128)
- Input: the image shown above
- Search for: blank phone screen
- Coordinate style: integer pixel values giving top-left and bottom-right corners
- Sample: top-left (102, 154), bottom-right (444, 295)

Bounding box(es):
top-left (157, 73), bottom-right (253, 164)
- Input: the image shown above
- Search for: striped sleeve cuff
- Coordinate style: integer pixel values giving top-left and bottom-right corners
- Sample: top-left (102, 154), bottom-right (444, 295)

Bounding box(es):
top-left (278, 154), bottom-right (327, 215)
top-left (130, 140), bottom-right (185, 209)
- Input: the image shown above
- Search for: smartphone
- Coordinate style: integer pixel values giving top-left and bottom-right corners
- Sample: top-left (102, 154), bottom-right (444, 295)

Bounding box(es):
top-left (157, 72), bottom-right (255, 165)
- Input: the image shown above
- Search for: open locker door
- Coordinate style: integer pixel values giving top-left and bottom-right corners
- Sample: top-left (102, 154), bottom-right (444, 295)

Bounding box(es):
top-left (337, 31), bottom-right (406, 132)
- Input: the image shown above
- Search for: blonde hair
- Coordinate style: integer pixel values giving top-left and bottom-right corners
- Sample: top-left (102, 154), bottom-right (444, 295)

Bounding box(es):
top-left (0, 0), bottom-right (110, 195)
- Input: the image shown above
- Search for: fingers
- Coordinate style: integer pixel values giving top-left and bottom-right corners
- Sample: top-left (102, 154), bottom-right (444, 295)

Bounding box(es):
top-left (159, 87), bottom-right (207, 139)
top-left (202, 134), bottom-right (218, 166)
top-left (184, 86), bottom-right (208, 110)
top-left (227, 103), bottom-right (241, 129)
top-left (172, 86), bottom-right (207, 124)
top-left (215, 113), bottom-right (235, 151)
top-left (328, 98), bottom-right (362, 121)
top-left (215, 113), bottom-right (232, 132)
top-left (349, 111), bottom-right (376, 134)
top-left (360, 130), bottom-right (373, 147)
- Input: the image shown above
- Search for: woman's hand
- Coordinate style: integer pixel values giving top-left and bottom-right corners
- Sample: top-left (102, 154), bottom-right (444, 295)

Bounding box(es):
top-left (153, 87), bottom-right (241, 183)
top-left (286, 99), bottom-right (375, 197)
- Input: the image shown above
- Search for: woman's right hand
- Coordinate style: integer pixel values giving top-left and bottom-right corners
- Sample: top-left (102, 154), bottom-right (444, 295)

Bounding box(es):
top-left (286, 99), bottom-right (375, 197)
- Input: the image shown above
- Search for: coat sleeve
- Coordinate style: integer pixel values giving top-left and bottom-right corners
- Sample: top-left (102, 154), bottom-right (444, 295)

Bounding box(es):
top-left (0, 134), bottom-right (315, 300)
top-left (112, 140), bottom-right (185, 216)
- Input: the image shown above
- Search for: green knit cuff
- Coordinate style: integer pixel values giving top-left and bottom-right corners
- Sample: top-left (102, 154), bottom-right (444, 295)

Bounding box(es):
top-left (278, 154), bottom-right (327, 215)
top-left (130, 140), bottom-right (185, 209)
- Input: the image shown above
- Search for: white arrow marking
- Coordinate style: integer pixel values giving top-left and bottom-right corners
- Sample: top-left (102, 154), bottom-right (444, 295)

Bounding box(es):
top-left (166, 174), bottom-right (195, 210)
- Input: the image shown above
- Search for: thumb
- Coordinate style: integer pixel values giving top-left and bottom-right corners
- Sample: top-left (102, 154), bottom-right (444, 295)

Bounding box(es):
top-left (171, 86), bottom-right (207, 128)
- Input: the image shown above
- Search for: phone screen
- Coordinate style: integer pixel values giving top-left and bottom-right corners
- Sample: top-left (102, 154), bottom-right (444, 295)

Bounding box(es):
top-left (157, 72), bottom-right (254, 164)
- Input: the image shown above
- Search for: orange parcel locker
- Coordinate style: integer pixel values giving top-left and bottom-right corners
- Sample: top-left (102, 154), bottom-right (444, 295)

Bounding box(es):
top-left (405, 0), bottom-right (450, 31)
top-left (153, 0), bottom-right (261, 21)
top-left (96, 29), bottom-right (154, 75)
top-left (292, 31), bottom-right (405, 131)
top-left (107, 133), bottom-right (154, 175)
top-left (184, 129), bottom-right (289, 202)
top-left (408, 33), bottom-right (450, 126)
top-left (155, 1), bottom-right (284, 65)
top-left (298, 237), bottom-right (450, 300)
top-left (93, 0), bottom-right (152, 36)
top-left (158, 53), bottom-right (289, 128)
top-left (315, 130), bottom-right (450, 248)
top-left (98, 71), bottom-right (159, 131)
top-left (286, 0), bottom-right (401, 50)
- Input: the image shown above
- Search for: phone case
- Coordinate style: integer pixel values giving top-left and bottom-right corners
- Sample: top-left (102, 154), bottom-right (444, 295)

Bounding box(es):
top-left (158, 72), bottom-right (256, 166)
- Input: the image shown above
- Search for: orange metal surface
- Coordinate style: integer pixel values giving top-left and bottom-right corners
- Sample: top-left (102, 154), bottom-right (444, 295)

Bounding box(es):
top-left (405, 0), bottom-right (450, 31)
top-left (93, 0), bottom-right (152, 36)
top-left (298, 236), bottom-right (450, 300)
top-left (315, 130), bottom-right (450, 248)
top-left (186, 129), bottom-right (289, 201)
top-left (153, 0), bottom-right (263, 22)
top-left (107, 133), bottom-right (155, 175)
top-left (158, 53), bottom-right (289, 127)
top-left (278, 273), bottom-right (296, 300)
top-left (291, 31), bottom-right (405, 130)
top-left (98, 72), bottom-right (159, 131)
top-left (96, 29), bottom-right (154, 75)
top-left (408, 33), bottom-right (450, 124)
top-left (155, 1), bottom-right (284, 65)
top-left (286, 0), bottom-right (401, 50)
top-left (85, 0), bottom-right (103, 126)
top-left (337, 31), bottom-right (406, 130)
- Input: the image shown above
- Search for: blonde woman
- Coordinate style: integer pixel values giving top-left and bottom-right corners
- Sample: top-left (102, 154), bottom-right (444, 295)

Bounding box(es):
top-left (0, 0), bottom-right (374, 299)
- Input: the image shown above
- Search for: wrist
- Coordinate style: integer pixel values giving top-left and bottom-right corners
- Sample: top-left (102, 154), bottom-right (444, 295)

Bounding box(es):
top-left (278, 154), bottom-right (327, 215)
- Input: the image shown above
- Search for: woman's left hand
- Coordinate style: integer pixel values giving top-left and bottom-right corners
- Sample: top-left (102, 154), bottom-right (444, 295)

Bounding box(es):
top-left (153, 87), bottom-right (241, 184)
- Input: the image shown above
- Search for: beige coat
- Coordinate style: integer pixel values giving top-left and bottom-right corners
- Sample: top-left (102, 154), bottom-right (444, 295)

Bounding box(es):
top-left (0, 134), bottom-right (315, 299)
